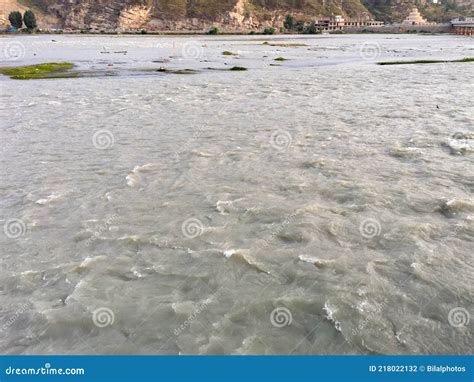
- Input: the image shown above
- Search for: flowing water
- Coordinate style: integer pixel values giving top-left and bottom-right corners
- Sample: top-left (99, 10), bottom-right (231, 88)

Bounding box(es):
top-left (0, 34), bottom-right (472, 355)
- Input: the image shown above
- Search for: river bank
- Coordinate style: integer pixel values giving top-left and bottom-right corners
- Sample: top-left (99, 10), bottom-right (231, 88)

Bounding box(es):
top-left (0, 23), bottom-right (455, 36)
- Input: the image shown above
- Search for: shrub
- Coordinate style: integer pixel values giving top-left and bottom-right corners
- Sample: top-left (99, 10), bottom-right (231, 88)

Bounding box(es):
top-left (208, 27), bottom-right (219, 35)
top-left (8, 11), bottom-right (23, 29)
top-left (23, 10), bottom-right (37, 30)
top-left (262, 27), bottom-right (276, 35)
top-left (284, 15), bottom-right (295, 31)
top-left (294, 21), bottom-right (305, 33)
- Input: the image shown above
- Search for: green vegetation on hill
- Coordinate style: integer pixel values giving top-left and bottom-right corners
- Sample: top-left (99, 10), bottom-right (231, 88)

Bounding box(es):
top-left (24, 10), bottom-right (37, 30)
top-left (8, 11), bottom-right (23, 29)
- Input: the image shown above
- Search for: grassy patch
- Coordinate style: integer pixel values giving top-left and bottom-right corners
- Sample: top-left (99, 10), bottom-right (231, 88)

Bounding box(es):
top-left (274, 57), bottom-right (288, 61)
top-left (229, 66), bottom-right (248, 71)
top-left (0, 62), bottom-right (75, 80)
top-left (222, 51), bottom-right (237, 56)
top-left (378, 58), bottom-right (474, 65)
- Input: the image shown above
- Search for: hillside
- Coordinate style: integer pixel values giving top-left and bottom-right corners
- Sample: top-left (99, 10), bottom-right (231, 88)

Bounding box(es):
top-left (15, 0), bottom-right (371, 31)
top-left (3, 0), bottom-right (473, 31)
top-left (363, 0), bottom-right (473, 23)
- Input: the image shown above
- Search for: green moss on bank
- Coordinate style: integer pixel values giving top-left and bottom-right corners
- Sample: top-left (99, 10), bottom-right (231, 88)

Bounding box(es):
top-left (378, 58), bottom-right (474, 65)
top-left (0, 62), bottom-right (75, 80)
top-left (229, 66), bottom-right (248, 71)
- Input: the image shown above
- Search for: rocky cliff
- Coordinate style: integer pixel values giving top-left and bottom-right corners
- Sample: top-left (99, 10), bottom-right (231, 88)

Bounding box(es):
top-left (10, 0), bottom-right (371, 31)
top-left (6, 0), bottom-right (473, 31)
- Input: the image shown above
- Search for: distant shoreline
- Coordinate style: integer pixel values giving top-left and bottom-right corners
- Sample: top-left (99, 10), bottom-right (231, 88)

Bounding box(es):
top-left (0, 29), bottom-right (454, 37)
top-left (0, 22), bottom-right (456, 36)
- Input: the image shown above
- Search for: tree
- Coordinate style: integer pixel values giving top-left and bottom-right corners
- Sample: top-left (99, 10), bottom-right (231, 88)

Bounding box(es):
top-left (284, 14), bottom-right (295, 31)
top-left (8, 11), bottom-right (23, 29)
top-left (23, 10), bottom-right (37, 30)
top-left (294, 20), bottom-right (305, 33)
top-left (304, 22), bottom-right (319, 34)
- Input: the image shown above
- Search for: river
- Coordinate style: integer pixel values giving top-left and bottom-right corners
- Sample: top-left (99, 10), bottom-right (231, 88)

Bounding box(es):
top-left (0, 34), bottom-right (472, 354)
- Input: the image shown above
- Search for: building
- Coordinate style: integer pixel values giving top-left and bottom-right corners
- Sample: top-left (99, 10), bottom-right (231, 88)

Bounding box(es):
top-left (314, 16), bottom-right (384, 31)
top-left (451, 17), bottom-right (474, 36)
top-left (402, 8), bottom-right (430, 25)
